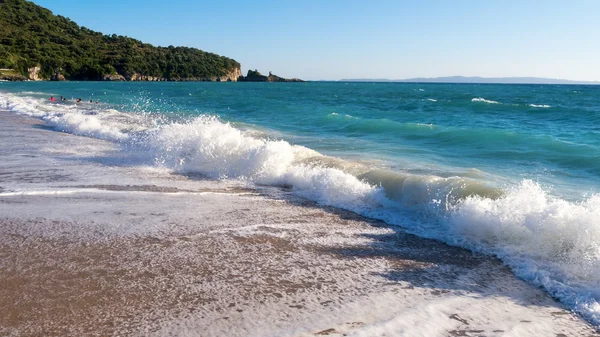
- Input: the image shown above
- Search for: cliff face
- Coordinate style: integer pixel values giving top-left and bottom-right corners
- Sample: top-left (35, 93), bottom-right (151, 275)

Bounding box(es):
top-left (216, 67), bottom-right (242, 82)
top-left (27, 66), bottom-right (42, 81)
top-left (111, 66), bottom-right (242, 82)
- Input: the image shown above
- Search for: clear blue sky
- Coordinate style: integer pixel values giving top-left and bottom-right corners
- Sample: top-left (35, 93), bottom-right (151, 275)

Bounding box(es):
top-left (33, 0), bottom-right (600, 81)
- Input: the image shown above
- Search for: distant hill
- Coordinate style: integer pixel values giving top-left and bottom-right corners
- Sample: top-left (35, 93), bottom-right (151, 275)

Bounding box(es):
top-left (340, 76), bottom-right (600, 85)
top-left (0, 0), bottom-right (241, 81)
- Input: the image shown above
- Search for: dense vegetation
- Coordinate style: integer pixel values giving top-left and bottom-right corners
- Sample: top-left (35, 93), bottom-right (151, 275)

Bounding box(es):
top-left (0, 0), bottom-right (240, 80)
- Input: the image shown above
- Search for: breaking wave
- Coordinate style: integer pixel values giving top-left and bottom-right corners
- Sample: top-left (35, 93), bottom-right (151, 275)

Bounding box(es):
top-left (2, 91), bottom-right (600, 325)
top-left (472, 97), bottom-right (500, 104)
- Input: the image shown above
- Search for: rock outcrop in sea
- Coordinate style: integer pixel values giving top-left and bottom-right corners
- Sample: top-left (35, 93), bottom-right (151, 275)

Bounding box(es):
top-left (239, 70), bottom-right (303, 82)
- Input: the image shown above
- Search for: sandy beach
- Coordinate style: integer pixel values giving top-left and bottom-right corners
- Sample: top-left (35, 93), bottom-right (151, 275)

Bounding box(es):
top-left (1, 109), bottom-right (598, 336)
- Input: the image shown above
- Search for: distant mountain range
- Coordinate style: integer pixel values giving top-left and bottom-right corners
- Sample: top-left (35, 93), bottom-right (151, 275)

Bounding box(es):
top-left (339, 76), bottom-right (600, 85)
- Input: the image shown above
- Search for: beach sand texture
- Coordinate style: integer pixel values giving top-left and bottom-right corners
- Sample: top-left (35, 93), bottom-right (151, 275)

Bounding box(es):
top-left (0, 110), bottom-right (597, 336)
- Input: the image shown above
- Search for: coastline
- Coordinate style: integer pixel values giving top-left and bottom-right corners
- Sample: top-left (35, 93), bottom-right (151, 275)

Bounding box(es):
top-left (0, 110), bottom-right (597, 336)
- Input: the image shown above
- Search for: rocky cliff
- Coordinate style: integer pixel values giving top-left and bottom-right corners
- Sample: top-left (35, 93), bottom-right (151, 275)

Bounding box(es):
top-left (101, 67), bottom-right (243, 82)
top-left (2, 66), bottom-right (301, 83)
top-left (27, 66), bottom-right (42, 81)
top-left (218, 67), bottom-right (243, 82)
top-left (0, 68), bottom-right (27, 81)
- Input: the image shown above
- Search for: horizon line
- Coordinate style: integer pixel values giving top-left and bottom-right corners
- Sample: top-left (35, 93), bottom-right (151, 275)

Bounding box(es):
top-left (331, 75), bottom-right (600, 85)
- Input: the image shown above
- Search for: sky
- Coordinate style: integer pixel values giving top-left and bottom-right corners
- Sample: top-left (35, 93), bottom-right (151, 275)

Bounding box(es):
top-left (33, 0), bottom-right (600, 81)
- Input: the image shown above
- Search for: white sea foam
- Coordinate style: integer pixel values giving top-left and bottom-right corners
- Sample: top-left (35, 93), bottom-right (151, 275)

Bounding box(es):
top-left (2, 90), bottom-right (600, 326)
top-left (529, 104), bottom-right (552, 108)
top-left (445, 180), bottom-right (600, 325)
top-left (1, 93), bottom-right (147, 140)
top-left (329, 112), bottom-right (357, 119)
top-left (426, 98), bottom-right (437, 102)
top-left (146, 116), bottom-right (385, 209)
top-left (472, 97), bottom-right (500, 104)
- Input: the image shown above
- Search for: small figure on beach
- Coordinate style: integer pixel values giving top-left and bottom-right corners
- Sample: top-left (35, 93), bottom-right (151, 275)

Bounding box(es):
top-left (76, 98), bottom-right (82, 103)
top-left (49, 96), bottom-right (56, 102)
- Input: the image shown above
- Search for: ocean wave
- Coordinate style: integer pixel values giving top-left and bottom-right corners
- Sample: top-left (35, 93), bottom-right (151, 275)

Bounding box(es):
top-left (1, 93), bottom-right (148, 140)
top-left (144, 116), bottom-right (600, 325)
top-left (2, 90), bottom-right (600, 326)
top-left (152, 118), bottom-right (600, 323)
top-left (447, 180), bottom-right (600, 325)
top-left (328, 112), bottom-right (358, 119)
top-left (472, 97), bottom-right (500, 104)
top-left (529, 104), bottom-right (552, 108)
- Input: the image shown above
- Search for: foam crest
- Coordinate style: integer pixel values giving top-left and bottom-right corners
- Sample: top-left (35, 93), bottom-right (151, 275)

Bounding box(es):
top-left (328, 112), bottom-right (358, 119)
top-left (149, 116), bottom-right (312, 180)
top-left (147, 116), bottom-right (384, 209)
top-left (447, 180), bottom-right (600, 324)
top-left (147, 117), bottom-right (507, 215)
top-left (1, 92), bottom-right (139, 140)
top-left (472, 97), bottom-right (500, 104)
top-left (529, 104), bottom-right (552, 108)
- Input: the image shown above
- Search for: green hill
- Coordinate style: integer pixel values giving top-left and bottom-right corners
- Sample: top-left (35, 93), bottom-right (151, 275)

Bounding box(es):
top-left (0, 0), bottom-right (241, 81)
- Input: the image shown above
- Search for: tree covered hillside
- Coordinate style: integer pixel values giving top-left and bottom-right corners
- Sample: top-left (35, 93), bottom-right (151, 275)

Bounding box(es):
top-left (0, 0), bottom-right (241, 80)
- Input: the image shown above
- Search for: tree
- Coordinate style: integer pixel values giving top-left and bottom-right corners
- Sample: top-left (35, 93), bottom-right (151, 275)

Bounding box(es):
top-left (0, 0), bottom-right (241, 80)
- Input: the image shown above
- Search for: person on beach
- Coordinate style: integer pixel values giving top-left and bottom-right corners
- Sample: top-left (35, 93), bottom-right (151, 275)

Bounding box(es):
top-left (76, 98), bottom-right (82, 103)
top-left (49, 96), bottom-right (56, 102)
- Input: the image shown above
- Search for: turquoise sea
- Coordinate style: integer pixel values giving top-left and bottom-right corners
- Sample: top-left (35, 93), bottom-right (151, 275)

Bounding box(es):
top-left (2, 81), bottom-right (600, 325)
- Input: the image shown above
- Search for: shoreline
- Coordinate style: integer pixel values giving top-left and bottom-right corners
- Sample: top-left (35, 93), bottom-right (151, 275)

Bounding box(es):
top-left (0, 110), bottom-right (598, 336)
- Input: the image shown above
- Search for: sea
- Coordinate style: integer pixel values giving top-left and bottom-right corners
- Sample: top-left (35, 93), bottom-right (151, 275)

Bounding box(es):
top-left (1, 81), bottom-right (600, 331)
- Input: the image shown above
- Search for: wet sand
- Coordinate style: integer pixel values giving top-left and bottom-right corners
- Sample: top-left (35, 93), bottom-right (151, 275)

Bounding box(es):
top-left (0, 110), bottom-right (598, 336)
